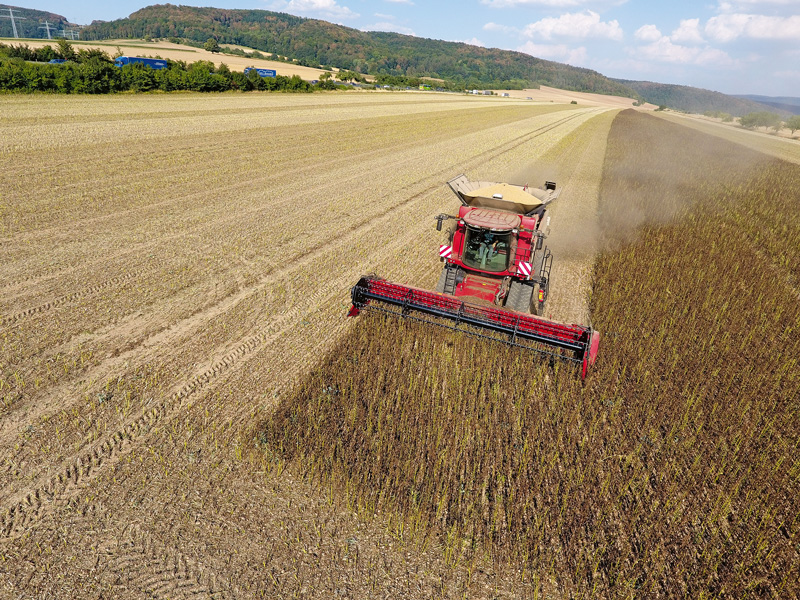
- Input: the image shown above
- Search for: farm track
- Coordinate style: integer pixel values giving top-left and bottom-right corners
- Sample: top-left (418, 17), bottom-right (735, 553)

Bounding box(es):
top-left (0, 104), bottom-right (605, 540)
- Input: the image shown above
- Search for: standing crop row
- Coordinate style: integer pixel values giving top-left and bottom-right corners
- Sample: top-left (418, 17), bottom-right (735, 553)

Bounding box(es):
top-left (262, 110), bottom-right (799, 598)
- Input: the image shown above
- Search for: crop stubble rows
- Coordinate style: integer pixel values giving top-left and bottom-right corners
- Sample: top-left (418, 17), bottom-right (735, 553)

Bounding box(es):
top-left (0, 93), bottom-right (612, 598)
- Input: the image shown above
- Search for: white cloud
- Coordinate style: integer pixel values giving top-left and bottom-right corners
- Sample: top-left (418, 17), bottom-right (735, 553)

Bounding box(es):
top-left (634, 24), bottom-right (661, 42)
top-left (270, 0), bottom-right (358, 21)
top-left (361, 21), bottom-right (415, 35)
top-left (517, 41), bottom-right (588, 65)
top-left (630, 36), bottom-right (736, 67)
top-left (706, 13), bottom-right (800, 42)
top-left (671, 18), bottom-right (704, 44)
top-left (523, 10), bottom-right (623, 41)
top-left (483, 22), bottom-right (519, 33)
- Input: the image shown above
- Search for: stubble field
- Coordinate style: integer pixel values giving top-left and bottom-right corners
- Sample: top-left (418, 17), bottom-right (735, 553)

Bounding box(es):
top-left (2, 91), bottom-right (797, 599)
top-left (0, 92), bottom-right (616, 598)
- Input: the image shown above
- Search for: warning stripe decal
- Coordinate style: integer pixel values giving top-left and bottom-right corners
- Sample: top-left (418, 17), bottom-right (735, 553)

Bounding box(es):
top-left (439, 245), bottom-right (453, 258)
top-left (518, 261), bottom-right (532, 277)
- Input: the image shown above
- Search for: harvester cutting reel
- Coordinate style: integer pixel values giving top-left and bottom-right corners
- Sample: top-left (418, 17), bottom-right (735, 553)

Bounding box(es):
top-left (348, 276), bottom-right (600, 379)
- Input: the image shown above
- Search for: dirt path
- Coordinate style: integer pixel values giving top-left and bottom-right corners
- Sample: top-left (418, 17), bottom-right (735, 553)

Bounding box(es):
top-left (0, 93), bottom-right (613, 598)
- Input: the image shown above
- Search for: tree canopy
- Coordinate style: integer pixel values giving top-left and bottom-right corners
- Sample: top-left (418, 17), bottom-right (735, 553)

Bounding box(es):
top-left (80, 4), bottom-right (637, 96)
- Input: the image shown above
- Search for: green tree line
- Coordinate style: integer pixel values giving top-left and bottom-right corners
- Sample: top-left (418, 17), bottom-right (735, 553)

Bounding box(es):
top-left (0, 41), bottom-right (318, 93)
top-left (739, 110), bottom-right (800, 134)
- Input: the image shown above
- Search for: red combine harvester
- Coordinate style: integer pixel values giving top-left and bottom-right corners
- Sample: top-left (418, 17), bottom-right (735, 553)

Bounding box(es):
top-left (348, 175), bottom-right (600, 378)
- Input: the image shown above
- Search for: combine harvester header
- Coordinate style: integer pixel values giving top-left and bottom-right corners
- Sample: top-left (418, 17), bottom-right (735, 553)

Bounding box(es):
top-left (348, 175), bottom-right (600, 378)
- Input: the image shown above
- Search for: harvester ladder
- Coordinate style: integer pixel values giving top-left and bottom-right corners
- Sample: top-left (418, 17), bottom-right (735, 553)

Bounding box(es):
top-left (514, 243), bottom-right (533, 269)
top-left (444, 267), bottom-right (458, 295)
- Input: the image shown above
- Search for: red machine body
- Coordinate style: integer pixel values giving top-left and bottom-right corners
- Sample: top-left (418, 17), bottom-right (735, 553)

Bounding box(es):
top-left (441, 205), bottom-right (546, 306)
top-left (433, 174), bottom-right (555, 316)
top-left (348, 175), bottom-right (601, 379)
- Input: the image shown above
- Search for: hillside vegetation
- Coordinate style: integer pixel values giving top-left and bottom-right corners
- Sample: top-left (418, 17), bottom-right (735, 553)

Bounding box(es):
top-left (0, 3), bottom-right (73, 38)
top-left (616, 79), bottom-right (788, 117)
top-left (81, 4), bottom-right (637, 94)
top-left (263, 111), bottom-right (800, 597)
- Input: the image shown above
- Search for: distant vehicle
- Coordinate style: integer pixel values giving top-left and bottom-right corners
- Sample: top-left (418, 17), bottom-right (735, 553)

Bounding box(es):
top-left (114, 56), bottom-right (168, 70)
top-left (501, 93), bottom-right (510, 97)
top-left (48, 58), bottom-right (66, 64)
top-left (244, 67), bottom-right (276, 78)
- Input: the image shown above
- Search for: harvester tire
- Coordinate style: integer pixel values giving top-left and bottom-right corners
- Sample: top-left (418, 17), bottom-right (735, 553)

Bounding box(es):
top-left (506, 281), bottom-right (533, 313)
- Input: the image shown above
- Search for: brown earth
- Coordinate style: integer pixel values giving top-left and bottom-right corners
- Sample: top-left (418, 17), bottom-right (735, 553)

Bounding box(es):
top-left (497, 85), bottom-right (657, 110)
top-left (0, 93), bottom-right (615, 598)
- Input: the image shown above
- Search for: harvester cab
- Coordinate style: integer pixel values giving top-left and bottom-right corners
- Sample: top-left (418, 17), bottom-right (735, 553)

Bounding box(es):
top-left (434, 174), bottom-right (558, 316)
top-left (348, 175), bottom-right (600, 379)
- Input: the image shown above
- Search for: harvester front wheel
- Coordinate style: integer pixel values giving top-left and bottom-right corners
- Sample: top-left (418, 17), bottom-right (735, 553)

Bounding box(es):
top-left (506, 281), bottom-right (533, 313)
top-left (532, 292), bottom-right (545, 316)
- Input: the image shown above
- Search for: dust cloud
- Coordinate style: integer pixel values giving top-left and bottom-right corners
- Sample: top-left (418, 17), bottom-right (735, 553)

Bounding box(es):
top-left (595, 111), bottom-right (775, 250)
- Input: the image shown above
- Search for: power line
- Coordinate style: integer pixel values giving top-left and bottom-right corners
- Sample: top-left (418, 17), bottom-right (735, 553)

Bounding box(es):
top-left (39, 20), bottom-right (55, 40)
top-left (1, 7), bottom-right (26, 38)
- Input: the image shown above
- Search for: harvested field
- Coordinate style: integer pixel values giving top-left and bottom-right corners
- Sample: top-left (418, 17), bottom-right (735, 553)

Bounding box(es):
top-left (0, 92), bottom-right (616, 597)
top-left (4, 89), bottom-right (796, 598)
top-left (264, 110), bottom-right (800, 597)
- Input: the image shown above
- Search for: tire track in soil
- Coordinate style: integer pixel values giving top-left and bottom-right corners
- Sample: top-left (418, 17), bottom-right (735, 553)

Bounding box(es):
top-left (2, 103), bottom-right (545, 239)
top-left (0, 109), bottom-right (592, 327)
top-left (0, 108), bottom-right (578, 297)
top-left (0, 108), bottom-right (600, 541)
top-left (106, 523), bottom-right (234, 599)
top-left (0, 261), bottom-right (168, 326)
top-left (21, 498), bottom-right (234, 599)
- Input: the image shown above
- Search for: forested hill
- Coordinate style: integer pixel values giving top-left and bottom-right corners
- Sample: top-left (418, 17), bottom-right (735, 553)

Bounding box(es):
top-left (0, 4), bottom-right (74, 38)
top-left (81, 4), bottom-right (636, 95)
top-left (614, 79), bottom-right (789, 117)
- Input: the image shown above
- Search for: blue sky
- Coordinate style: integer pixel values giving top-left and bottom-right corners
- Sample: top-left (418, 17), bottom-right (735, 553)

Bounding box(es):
top-left (44, 0), bottom-right (800, 96)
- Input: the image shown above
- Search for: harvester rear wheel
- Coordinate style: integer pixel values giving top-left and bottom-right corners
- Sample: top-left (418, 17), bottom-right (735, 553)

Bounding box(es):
top-left (506, 281), bottom-right (533, 313)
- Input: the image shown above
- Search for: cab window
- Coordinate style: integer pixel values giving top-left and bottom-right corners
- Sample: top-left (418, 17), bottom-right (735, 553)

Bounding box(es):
top-left (462, 229), bottom-right (511, 272)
